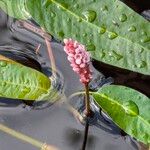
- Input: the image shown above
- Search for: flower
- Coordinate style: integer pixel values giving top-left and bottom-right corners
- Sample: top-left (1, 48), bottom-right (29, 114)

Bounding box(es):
top-left (64, 38), bottom-right (92, 84)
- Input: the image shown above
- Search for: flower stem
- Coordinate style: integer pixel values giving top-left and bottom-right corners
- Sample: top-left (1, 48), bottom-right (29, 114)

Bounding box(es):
top-left (84, 83), bottom-right (91, 117)
top-left (0, 123), bottom-right (58, 150)
top-left (81, 84), bottom-right (91, 150)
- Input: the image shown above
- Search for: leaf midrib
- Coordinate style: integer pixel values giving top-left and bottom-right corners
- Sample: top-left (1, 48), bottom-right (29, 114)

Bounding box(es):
top-left (0, 79), bottom-right (48, 92)
top-left (50, 0), bottom-right (149, 51)
top-left (95, 92), bottom-right (150, 128)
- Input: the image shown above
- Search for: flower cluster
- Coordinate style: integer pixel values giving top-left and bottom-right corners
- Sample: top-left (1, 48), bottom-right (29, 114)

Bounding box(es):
top-left (64, 38), bottom-right (92, 84)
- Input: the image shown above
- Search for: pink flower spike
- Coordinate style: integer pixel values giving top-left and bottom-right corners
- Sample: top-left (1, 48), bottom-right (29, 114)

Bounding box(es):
top-left (63, 38), bottom-right (92, 84)
top-left (67, 56), bottom-right (74, 62)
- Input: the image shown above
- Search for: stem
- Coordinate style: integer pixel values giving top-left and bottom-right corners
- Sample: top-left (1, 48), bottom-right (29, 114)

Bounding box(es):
top-left (45, 37), bottom-right (57, 77)
top-left (84, 83), bottom-right (91, 117)
top-left (81, 84), bottom-right (91, 150)
top-left (0, 123), bottom-right (58, 150)
top-left (35, 44), bottom-right (41, 54)
top-left (18, 21), bottom-right (57, 77)
top-left (41, 27), bottom-right (57, 77)
top-left (67, 91), bottom-right (94, 123)
top-left (17, 21), bottom-right (52, 40)
top-left (68, 91), bottom-right (93, 101)
top-left (81, 120), bottom-right (89, 150)
top-left (138, 142), bottom-right (150, 150)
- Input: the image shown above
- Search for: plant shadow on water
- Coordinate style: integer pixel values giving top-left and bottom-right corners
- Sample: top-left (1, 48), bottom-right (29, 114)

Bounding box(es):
top-left (0, 3), bottom-right (149, 150)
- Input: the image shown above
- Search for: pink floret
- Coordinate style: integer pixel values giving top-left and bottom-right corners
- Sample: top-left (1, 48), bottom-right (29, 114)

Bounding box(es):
top-left (63, 38), bottom-right (92, 84)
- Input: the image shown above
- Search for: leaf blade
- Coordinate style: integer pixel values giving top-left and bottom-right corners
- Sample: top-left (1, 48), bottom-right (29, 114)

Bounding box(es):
top-left (1, 0), bottom-right (150, 74)
top-left (0, 0), bottom-right (150, 74)
top-left (93, 85), bottom-right (150, 144)
top-left (24, 0), bottom-right (150, 75)
top-left (0, 55), bottom-right (51, 101)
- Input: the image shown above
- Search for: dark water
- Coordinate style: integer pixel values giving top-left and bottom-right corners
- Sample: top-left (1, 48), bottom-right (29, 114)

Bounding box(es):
top-left (0, 1), bottom-right (149, 150)
top-left (121, 0), bottom-right (150, 13)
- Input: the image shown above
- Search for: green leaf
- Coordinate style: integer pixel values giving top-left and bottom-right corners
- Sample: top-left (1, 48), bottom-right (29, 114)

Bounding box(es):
top-left (0, 0), bottom-right (31, 19)
top-left (93, 85), bottom-right (150, 144)
top-left (0, 54), bottom-right (52, 101)
top-left (0, 0), bottom-right (150, 75)
top-left (24, 0), bottom-right (150, 75)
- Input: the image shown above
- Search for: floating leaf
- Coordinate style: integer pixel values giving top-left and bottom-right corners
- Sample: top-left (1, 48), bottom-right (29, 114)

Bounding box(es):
top-left (93, 85), bottom-right (150, 144)
top-left (0, 54), bottom-right (52, 101)
top-left (0, 0), bottom-right (150, 75)
top-left (0, 0), bottom-right (31, 19)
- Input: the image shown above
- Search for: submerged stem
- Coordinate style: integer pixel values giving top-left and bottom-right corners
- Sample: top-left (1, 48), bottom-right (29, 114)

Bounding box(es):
top-left (17, 21), bottom-right (52, 40)
top-left (35, 44), bottom-right (41, 54)
top-left (19, 21), bottom-right (57, 77)
top-left (44, 35), bottom-right (57, 77)
top-left (0, 123), bottom-right (58, 150)
top-left (81, 120), bottom-right (89, 150)
top-left (41, 27), bottom-right (57, 77)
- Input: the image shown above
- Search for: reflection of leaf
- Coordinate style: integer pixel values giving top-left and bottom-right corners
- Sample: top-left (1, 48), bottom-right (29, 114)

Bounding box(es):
top-left (0, 55), bottom-right (51, 101)
top-left (93, 85), bottom-right (150, 144)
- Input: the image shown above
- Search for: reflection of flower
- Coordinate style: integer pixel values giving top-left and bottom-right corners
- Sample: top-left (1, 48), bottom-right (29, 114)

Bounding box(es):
top-left (64, 38), bottom-right (92, 84)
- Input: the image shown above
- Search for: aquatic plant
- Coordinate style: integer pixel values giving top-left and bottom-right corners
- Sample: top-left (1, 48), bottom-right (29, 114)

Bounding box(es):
top-left (64, 38), bottom-right (92, 117)
top-left (64, 38), bottom-right (92, 85)
top-left (0, 0), bottom-right (150, 149)
top-left (0, 124), bottom-right (58, 150)
top-left (64, 39), bottom-right (150, 146)
top-left (1, 0), bottom-right (150, 75)
top-left (0, 54), bottom-right (52, 100)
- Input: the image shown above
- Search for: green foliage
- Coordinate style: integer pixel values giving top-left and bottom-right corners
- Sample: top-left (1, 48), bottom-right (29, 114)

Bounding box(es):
top-left (0, 0), bottom-right (150, 75)
top-left (93, 85), bottom-right (150, 144)
top-left (0, 0), bottom-right (30, 19)
top-left (0, 55), bottom-right (52, 101)
top-left (25, 0), bottom-right (150, 75)
top-left (0, 1), bottom-right (150, 145)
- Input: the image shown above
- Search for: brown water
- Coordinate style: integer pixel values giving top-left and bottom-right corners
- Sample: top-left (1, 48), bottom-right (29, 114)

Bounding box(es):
top-left (0, 1), bottom-right (149, 150)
